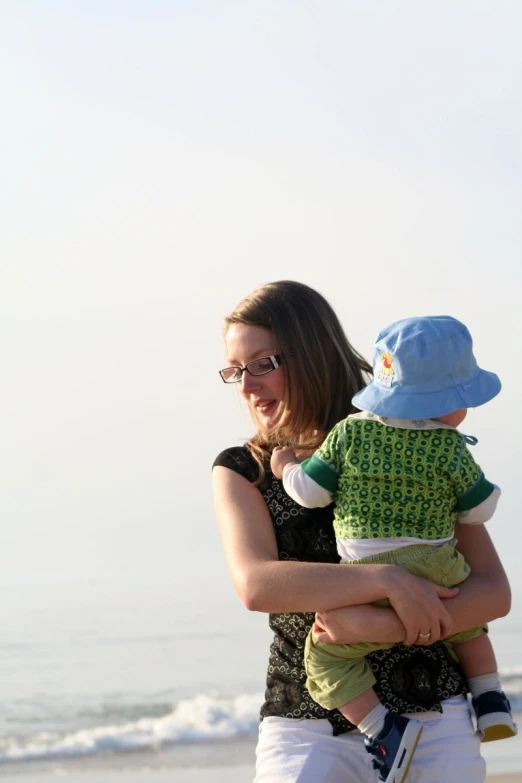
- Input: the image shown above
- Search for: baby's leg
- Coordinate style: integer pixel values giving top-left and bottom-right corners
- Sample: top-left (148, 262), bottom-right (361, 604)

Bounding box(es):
top-left (338, 687), bottom-right (381, 728)
top-left (338, 689), bottom-right (423, 781)
top-left (455, 632), bottom-right (517, 742)
top-left (305, 632), bottom-right (423, 779)
top-left (454, 631), bottom-right (496, 679)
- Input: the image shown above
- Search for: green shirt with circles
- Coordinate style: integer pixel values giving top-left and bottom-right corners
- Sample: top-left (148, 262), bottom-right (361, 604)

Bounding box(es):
top-left (300, 415), bottom-right (495, 541)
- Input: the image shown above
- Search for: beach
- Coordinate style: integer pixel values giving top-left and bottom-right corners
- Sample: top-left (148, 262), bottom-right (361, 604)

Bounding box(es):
top-left (3, 2), bottom-right (522, 781)
top-left (1, 601), bottom-right (521, 783)
top-left (1, 760), bottom-right (521, 782)
top-left (2, 733), bottom-right (522, 782)
top-left (1, 769), bottom-right (521, 783)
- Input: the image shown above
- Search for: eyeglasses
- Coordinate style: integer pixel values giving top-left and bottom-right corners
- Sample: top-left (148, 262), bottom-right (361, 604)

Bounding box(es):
top-left (219, 354), bottom-right (282, 384)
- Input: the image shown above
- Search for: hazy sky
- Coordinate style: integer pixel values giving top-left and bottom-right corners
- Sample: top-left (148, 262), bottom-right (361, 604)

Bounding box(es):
top-left (2, 1), bottom-right (522, 632)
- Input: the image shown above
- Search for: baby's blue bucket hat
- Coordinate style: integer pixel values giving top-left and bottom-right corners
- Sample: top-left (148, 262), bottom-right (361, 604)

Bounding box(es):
top-left (352, 315), bottom-right (501, 419)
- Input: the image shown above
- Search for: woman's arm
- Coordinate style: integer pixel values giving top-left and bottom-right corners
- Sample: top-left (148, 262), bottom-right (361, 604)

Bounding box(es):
top-left (213, 466), bottom-right (457, 644)
top-left (445, 522), bottom-right (511, 631)
top-left (313, 605), bottom-right (405, 645)
top-left (313, 523), bottom-right (511, 645)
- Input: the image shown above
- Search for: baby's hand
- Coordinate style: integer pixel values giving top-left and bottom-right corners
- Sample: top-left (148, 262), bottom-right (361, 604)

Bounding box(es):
top-left (271, 446), bottom-right (298, 479)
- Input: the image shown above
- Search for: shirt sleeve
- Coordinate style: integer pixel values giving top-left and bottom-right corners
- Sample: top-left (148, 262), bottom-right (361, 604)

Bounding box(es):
top-left (458, 485), bottom-right (501, 524)
top-left (454, 439), bottom-right (496, 513)
top-left (282, 463), bottom-right (334, 508)
top-left (299, 420), bottom-right (348, 493)
top-left (212, 446), bottom-right (258, 482)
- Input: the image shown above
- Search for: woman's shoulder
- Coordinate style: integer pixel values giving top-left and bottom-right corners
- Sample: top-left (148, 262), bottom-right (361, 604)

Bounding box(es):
top-left (212, 445), bottom-right (258, 483)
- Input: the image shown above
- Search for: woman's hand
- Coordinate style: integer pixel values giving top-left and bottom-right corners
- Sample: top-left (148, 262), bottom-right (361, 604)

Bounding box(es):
top-left (313, 605), bottom-right (405, 645)
top-left (313, 581), bottom-right (459, 648)
top-left (270, 446), bottom-right (298, 479)
top-left (383, 567), bottom-right (459, 646)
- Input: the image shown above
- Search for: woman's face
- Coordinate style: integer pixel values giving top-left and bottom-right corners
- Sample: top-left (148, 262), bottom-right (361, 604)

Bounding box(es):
top-left (224, 323), bottom-right (286, 430)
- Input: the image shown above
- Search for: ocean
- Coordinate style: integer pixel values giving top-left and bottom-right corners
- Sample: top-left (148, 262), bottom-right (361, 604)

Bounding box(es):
top-left (1, 593), bottom-right (521, 778)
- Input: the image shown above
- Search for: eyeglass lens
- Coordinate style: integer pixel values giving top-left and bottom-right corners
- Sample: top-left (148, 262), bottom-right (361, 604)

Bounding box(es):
top-left (220, 356), bottom-right (279, 383)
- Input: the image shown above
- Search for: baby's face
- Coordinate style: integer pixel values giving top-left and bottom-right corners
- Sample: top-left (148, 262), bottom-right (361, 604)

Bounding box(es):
top-left (435, 408), bottom-right (468, 428)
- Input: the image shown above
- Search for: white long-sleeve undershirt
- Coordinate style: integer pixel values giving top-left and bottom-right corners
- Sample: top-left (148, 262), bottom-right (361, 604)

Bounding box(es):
top-left (282, 463), bottom-right (333, 508)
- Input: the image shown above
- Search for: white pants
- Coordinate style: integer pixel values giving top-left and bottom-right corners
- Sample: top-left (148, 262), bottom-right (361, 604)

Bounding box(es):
top-left (255, 696), bottom-right (486, 783)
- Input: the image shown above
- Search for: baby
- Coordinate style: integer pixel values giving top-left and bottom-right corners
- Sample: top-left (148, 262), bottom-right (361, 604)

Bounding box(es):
top-left (271, 315), bottom-right (516, 783)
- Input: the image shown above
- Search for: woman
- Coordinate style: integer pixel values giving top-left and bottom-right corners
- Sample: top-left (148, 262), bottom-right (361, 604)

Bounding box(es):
top-left (212, 281), bottom-right (510, 782)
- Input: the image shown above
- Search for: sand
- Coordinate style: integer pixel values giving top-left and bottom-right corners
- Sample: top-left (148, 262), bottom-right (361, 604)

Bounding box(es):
top-left (1, 735), bottom-right (520, 782)
top-left (0, 768), bottom-right (520, 782)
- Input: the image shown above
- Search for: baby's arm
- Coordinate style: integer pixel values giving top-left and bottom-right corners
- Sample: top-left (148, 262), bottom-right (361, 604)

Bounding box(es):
top-left (271, 447), bottom-right (333, 507)
top-left (270, 446), bottom-right (298, 478)
top-left (272, 421), bottom-right (345, 508)
top-left (283, 462), bottom-right (333, 508)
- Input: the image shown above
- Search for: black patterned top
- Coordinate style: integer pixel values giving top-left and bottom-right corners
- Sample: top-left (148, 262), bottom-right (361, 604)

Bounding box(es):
top-left (213, 445), bottom-right (468, 735)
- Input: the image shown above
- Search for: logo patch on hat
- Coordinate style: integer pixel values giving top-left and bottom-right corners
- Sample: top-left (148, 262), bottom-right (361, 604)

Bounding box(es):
top-left (376, 352), bottom-right (394, 388)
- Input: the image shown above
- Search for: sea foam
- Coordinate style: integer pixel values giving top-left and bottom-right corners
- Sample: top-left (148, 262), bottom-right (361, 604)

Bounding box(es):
top-left (0, 693), bottom-right (263, 763)
top-left (2, 672), bottom-right (522, 764)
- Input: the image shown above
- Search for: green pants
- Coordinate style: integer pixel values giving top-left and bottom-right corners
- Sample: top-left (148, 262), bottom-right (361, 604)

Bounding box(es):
top-left (304, 539), bottom-right (486, 710)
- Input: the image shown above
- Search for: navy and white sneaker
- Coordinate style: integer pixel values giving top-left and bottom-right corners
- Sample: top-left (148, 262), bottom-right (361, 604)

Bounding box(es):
top-left (364, 713), bottom-right (423, 782)
top-left (473, 690), bottom-right (518, 742)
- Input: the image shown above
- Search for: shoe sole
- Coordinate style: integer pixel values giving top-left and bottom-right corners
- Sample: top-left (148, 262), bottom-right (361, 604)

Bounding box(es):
top-left (388, 721), bottom-right (424, 783)
top-left (478, 713), bottom-right (518, 743)
top-left (481, 725), bottom-right (518, 742)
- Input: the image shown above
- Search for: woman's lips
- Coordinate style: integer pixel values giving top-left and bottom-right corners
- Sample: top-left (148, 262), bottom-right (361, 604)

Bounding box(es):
top-left (255, 399), bottom-right (276, 414)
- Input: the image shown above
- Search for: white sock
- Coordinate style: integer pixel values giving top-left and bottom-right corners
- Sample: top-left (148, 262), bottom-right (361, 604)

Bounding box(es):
top-left (468, 672), bottom-right (502, 699)
top-left (358, 703), bottom-right (388, 738)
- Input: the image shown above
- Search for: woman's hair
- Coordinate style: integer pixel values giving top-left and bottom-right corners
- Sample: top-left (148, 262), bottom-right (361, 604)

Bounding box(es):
top-left (223, 280), bottom-right (372, 482)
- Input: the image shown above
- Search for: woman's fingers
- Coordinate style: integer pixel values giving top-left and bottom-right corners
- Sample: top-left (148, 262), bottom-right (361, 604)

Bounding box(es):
top-left (313, 613), bottom-right (336, 643)
top-left (388, 573), bottom-right (458, 646)
top-left (435, 586), bottom-right (458, 638)
top-left (435, 585), bottom-right (459, 600)
top-left (313, 630), bottom-right (333, 643)
top-left (402, 624), bottom-right (420, 646)
top-left (312, 620), bottom-right (333, 643)
top-left (315, 610), bottom-right (327, 627)
top-left (414, 622), bottom-right (440, 646)
top-left (402, 600), bottom-right (455, 646)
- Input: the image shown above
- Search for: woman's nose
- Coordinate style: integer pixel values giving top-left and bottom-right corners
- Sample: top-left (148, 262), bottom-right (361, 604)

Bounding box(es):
top-left (240, 371), bottom-right (260, 392)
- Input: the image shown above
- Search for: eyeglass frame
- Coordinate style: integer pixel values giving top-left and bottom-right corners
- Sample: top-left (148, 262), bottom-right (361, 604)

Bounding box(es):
top-left (219, 354), bottom-right (282, 384)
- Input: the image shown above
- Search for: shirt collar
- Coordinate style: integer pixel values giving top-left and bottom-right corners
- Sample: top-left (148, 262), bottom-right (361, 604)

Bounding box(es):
top-left (349, 409), bottom-right (456, 431)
